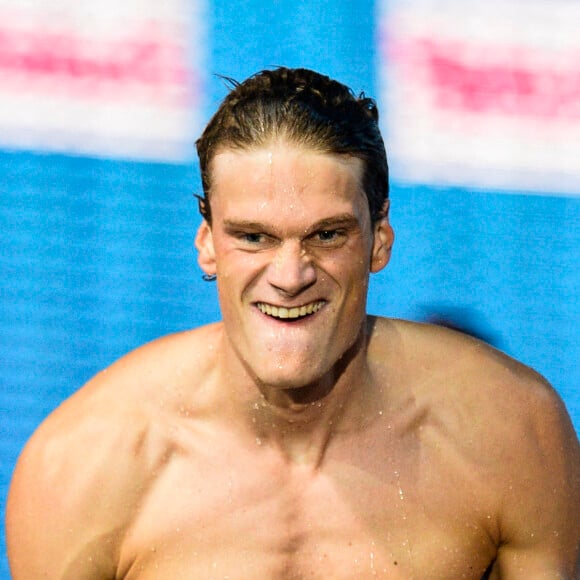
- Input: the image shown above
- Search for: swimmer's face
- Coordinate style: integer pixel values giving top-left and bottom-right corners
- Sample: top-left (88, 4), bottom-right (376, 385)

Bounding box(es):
top-left (195, 142), bottom-right (393, 391)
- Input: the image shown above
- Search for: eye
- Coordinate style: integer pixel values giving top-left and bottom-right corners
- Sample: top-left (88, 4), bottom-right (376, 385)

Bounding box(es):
top-left (317, 230), bottom-right (340, 241)
top-left (234, 230), bottom-right (277, 251)
top-left (241, 232), bottom-right (265, 244)
top-left (309, 228), bottom-right (347, 247)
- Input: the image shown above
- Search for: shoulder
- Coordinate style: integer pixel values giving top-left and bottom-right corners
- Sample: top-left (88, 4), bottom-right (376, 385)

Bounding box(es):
top-left (373, 317), bottom-right (577, 452)
top-left (10, 322), bottom-right (224, 488)
top-left (100, 322), bottom-right (223, 392)
top-left (371, 316), bottom-right (567, 415)
top-left (6, 323), bottom-right (223, 577)
top-left (371, 317), bottom-right (580, 567)
top-left (370, 316), bottom-right (579, 492)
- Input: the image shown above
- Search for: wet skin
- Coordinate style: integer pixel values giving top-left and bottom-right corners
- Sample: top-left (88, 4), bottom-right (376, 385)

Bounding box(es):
top-left (6, 144), bottom-right (580, 579)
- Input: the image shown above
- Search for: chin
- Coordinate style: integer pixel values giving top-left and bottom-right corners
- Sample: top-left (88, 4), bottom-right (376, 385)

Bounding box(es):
top-left (256, 369), bottom-right (320, 391)
top-left (243, 331), bottom-right (362, 394)
top-left (252, 360), bottom-right (329, 392)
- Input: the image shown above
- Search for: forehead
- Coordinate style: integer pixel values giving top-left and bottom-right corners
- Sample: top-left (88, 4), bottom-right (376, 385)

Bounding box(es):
top-left (209, 144), bottom-right (366, 218)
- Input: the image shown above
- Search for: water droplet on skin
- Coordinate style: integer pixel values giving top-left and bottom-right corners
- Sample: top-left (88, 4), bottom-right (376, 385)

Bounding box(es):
top-left (256, 437), bottom-right (262, 446)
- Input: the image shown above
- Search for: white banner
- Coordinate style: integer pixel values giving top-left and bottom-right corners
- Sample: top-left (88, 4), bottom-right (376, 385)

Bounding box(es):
top-left (378, 0), bottom-right (580, 195)
top-left (0, 0), bottom-right (206, 162)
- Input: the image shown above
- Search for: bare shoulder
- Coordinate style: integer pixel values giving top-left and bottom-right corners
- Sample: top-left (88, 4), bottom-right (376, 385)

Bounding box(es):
top-left (371, 317), bottom-right (580, 571)
top-left (371, 317), bottom-right (576, 436)
top-left (6, 323), bottom-right (223, 578)
top-left (106, 322), bottom-right (223, 388)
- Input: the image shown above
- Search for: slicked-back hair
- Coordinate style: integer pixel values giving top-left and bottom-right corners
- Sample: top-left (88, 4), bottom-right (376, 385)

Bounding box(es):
top-left (195, 67), bottom-right (389, 224)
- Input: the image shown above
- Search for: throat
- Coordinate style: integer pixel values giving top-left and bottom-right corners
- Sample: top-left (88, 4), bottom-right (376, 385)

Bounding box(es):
top-left (250, 399), bottom-right (339, 467)
top-left (247, 372), bottom-right (367, 468)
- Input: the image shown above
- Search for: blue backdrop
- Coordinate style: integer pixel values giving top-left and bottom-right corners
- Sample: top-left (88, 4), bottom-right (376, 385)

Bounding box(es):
top-left (1, 1), bottom-right (578, 576)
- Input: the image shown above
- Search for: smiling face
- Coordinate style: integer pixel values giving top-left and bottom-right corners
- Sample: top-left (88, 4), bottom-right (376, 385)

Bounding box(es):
top-left (196, 142), bottom-right (393, 394)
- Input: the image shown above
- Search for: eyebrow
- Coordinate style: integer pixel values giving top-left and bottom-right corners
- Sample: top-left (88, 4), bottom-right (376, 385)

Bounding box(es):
top-left (222, 219), bottom-right (268, 231)
top-left (222, 214), bottom-right (361, 234)
top-left (308, 214), bottom-right (361, 232)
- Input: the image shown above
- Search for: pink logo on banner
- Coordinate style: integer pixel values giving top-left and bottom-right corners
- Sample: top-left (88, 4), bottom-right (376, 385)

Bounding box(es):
top-left (390, 38), bottom-right (580, 120)
top-left (0, 1), bottom-right (205, 162)
top-left (0, 23), bottom-right (191, 104)
top-left (379, 0), bottom-right (580, 195)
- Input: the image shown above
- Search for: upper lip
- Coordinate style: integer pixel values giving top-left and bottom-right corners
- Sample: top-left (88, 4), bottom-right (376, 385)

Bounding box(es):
top-left (255, 300), bottom-right (326, 319)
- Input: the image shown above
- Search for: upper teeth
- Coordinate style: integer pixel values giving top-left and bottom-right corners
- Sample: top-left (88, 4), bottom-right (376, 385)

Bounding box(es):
top-left (256, 301), bottom-right (325, 319)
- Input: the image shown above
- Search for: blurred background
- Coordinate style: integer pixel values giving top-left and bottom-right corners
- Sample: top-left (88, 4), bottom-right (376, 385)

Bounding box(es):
top-left (1, 0), bottom-right (579, 573)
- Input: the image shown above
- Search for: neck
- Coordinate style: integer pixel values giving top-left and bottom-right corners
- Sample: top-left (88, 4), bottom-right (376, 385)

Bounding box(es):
top-left (239, 321), bottom-right (380, 467)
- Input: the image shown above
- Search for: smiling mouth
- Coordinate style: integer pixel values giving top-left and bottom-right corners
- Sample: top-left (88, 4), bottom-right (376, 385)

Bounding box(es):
top-left (256, 301), bottom-right (325, 320)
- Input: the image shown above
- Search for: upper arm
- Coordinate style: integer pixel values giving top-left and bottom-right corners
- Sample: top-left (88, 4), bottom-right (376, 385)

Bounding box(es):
top-left (6, 416), bottom-right (123, 579)
top-left (493, 378), bottom-right (580, 578)
top-left (5, 385), bottom-right (156, 580)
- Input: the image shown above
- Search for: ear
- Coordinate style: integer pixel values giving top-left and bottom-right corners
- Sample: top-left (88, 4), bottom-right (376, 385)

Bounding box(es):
top-left (370, 200), bottom-right (394, 273)
top-left (195, 220), bottom-right (217, 276)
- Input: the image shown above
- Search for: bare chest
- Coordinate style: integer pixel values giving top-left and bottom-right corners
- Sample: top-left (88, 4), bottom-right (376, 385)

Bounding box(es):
top-left (117, 438), bottom-right (497, 579)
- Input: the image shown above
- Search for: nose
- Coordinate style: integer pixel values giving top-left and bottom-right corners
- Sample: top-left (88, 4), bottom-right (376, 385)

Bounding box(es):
top-left (267, 240), bottom-right (316, 296)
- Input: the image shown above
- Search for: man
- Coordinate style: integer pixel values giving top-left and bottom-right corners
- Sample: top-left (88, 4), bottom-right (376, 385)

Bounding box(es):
top-left (7, 67), bottom-right (580, 578)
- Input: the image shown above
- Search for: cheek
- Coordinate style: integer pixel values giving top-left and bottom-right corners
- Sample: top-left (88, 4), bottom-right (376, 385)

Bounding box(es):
top-left (322, 245), bottom-right (372, 286)
top-left (347, 278), bottom-right (369, 307)
top-left (215, 252), bottom-right (268, 306)
top-left (214, 245), bottom-right (260, 277)
top-left (338, 258), bottom-right (371, 308)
